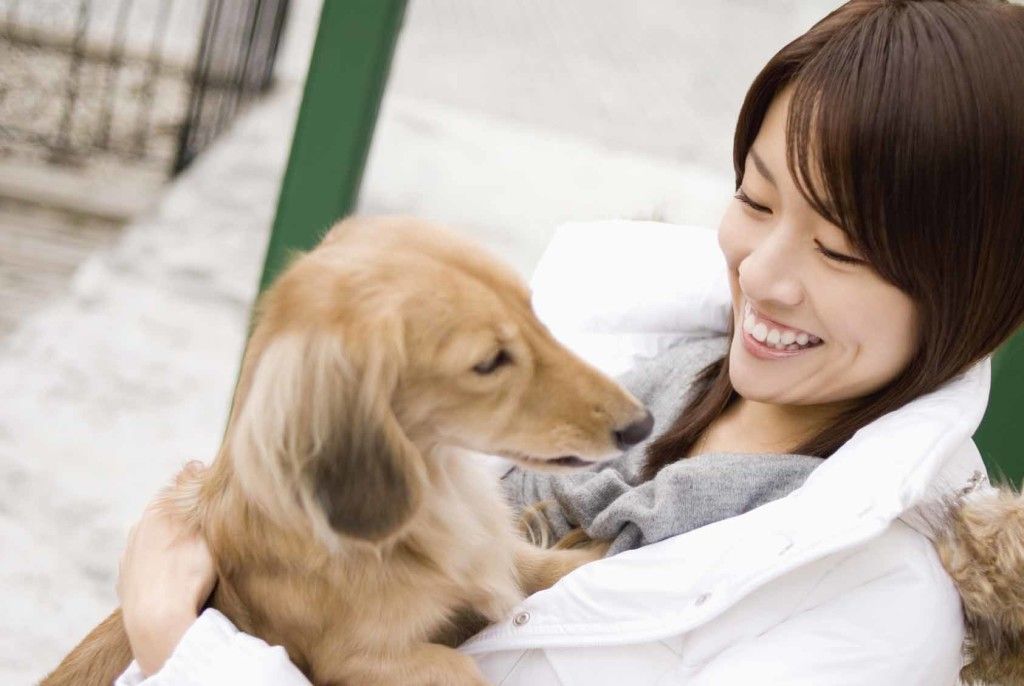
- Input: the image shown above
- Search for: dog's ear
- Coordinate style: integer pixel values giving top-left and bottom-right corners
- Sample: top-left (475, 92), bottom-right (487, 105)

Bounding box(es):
top-left (230, 325), bottom-right (425, 543)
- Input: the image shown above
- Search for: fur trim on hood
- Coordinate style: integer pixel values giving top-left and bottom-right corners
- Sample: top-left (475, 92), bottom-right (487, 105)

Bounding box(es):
top-left (936, 480), bottom-right (1024, 685)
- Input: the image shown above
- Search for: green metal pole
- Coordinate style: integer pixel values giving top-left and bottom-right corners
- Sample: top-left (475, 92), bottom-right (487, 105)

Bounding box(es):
top-left (259, 0), bottom-right (407, 292)
top-left (224, 0), bottom-right (405, 428)
top-left (975, 328), bottom-right (1024, 487)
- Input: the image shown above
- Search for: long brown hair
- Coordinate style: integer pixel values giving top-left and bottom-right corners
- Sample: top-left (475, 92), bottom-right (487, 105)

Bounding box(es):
top-left (644, 0), bottom-right (1024, 479)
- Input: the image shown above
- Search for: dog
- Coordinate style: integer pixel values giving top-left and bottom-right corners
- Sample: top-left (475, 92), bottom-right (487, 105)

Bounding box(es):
top-left (43, 215), bottom-right (654, 685)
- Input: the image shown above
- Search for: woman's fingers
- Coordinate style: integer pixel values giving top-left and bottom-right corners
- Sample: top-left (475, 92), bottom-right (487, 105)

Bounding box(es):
top-left (118, 460), bottom-right (215, 675)
top-left (117, 460), bottom-right (215, 606)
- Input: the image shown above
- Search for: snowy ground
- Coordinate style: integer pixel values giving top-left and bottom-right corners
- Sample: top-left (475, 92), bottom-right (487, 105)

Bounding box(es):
top-left (1, 1), bottom-right (840, 682)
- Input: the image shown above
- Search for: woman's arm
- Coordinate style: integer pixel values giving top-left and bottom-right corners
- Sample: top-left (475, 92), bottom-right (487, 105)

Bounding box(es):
top-left (115, 609), bottom-right (312, 686)
top-left (117, 462), bottom-right (215, 676)
top-left (115, 462), bottom-right (311, 685)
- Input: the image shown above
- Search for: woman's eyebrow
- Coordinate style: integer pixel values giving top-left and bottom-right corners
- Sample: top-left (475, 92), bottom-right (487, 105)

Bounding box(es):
top-left (749, 147), bottom-right (776, 186)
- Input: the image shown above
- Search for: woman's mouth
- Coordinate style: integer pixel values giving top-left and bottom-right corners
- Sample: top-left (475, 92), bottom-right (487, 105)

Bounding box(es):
top-left (740, 300), bottom-right (824, 359)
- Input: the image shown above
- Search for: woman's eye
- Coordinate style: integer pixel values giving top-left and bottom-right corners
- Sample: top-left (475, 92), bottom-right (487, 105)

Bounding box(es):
top-left (734, 186), bottom-right (863, 266)
top-left (734, 188), bottom-right (772, 214)
top-left (814, 240), bottom-right (862, 265)
top-left (473, 349), bottom-right (512, 375)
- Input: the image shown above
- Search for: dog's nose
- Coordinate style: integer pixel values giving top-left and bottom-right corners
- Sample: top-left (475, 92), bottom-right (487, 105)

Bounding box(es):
top-left (613, 410), bottom-right (655, 450)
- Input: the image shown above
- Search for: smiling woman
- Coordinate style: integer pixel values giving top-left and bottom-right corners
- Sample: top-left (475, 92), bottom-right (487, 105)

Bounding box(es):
top-left (644, 0), bottom-right (1024, 478)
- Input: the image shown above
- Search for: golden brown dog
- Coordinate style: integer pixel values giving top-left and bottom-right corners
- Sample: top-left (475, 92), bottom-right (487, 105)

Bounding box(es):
top-left (44, 215), bottom-right (653, 685)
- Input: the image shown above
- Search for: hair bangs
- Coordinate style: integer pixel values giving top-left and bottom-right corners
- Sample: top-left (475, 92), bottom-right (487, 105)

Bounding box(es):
top-left (782, 7), bottom-right (923, 295)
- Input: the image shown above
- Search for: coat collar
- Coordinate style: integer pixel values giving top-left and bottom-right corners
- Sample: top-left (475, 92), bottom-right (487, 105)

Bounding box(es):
top-left (461, 219), bottom-right (993, 654)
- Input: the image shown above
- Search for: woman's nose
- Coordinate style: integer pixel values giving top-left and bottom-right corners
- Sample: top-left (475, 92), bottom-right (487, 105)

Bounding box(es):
top-left (737, 231), bottom-right (804, 307)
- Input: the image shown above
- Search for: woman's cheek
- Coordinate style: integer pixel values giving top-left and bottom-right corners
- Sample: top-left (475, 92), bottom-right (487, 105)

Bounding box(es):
top-left (830, 285), bottom-right (919, 396)
top-left (871, 290), bottom-right (920, 382)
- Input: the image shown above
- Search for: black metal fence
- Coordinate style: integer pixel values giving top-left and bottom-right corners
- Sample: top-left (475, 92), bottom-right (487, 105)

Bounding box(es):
top-left (175, 0), bottom-right (289, 172)
top-left (0, 0), bottom-right (289, 175)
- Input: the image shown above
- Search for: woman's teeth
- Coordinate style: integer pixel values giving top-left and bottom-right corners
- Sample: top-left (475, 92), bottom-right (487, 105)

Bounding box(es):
top-left (742, 302), bottom-right (822, 351)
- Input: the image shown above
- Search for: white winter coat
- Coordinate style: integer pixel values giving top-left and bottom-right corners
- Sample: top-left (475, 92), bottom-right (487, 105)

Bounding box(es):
top-left (118, 220), bottom-right (990, 685)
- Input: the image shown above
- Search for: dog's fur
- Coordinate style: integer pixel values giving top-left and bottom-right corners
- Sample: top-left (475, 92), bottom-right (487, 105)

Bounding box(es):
top-left (44, 215), bottom-right (651, 686)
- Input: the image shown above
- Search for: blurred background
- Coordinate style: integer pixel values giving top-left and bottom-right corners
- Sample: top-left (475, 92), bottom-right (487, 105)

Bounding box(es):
top-left (0, 1), bottom-right (847, 681)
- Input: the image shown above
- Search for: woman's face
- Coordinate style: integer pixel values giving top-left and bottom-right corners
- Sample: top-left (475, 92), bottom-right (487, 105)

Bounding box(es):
top-left (718, 85), bottom-right (919, 408)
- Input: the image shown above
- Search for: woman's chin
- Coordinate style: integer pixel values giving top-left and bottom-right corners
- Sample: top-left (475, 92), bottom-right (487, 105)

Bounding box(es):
top-left (728, 346), bottom-right (805, 404)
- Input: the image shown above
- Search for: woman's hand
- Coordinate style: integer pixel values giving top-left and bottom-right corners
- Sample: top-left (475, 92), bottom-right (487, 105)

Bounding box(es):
top-left (117, 461), bottom-right (216, 676)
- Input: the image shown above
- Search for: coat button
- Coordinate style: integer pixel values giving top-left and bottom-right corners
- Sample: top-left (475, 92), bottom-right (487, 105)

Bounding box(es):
top-left (513, 611), bottom-right (531, 626)
top-left (694, 592), bottom-right (711, 607)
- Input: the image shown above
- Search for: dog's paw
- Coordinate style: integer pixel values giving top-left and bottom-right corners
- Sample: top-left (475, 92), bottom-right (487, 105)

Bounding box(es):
top-left (553, 527), bottom-right (609, 555)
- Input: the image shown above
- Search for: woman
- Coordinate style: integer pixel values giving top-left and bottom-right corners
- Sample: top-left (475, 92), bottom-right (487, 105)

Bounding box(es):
top-left (114, 1), bottom-right (1024, 684)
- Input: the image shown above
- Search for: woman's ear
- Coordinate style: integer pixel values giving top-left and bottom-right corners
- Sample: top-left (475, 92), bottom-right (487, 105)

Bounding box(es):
top-left (229, 327), bottom-right (425, 543)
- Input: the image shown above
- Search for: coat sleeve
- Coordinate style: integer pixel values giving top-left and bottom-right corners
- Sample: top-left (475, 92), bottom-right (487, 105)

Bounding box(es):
top-left (115, 608), bottom-right (311, 686)
top-left (671, 527), bottom-right (966, 686)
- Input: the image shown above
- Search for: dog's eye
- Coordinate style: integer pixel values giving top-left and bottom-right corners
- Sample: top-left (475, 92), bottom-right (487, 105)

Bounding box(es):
top-left (473, 349), bottom-right (512, 375)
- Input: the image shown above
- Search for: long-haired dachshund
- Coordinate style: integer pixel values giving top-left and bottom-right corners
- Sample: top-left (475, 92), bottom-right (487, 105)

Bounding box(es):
top-left (43, 215), bottom-right (654, 685)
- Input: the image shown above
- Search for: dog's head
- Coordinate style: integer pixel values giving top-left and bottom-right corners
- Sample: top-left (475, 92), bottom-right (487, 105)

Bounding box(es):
top-left (226, 215), bottom-right (652, 544)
